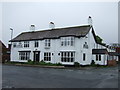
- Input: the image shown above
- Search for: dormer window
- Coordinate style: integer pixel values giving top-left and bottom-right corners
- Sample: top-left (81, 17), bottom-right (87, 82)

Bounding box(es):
top-left (24, 41), bottom-right (29, 48)
top-left (83, 42), bottom-right (88, 49)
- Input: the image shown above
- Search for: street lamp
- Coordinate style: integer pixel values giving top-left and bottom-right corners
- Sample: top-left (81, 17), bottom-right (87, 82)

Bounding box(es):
top-left (10, 28), bottom-right (13, 44)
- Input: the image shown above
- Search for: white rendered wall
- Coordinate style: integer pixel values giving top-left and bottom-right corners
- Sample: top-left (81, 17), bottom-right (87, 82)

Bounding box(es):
top-left (92, 54), bottom-right (107, 65)
top-left (10, 28), bottom-right (108, 65)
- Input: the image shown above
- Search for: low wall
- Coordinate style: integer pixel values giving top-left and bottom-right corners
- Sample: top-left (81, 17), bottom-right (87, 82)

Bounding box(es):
top-left (107, 60), bottom-right (117, 66)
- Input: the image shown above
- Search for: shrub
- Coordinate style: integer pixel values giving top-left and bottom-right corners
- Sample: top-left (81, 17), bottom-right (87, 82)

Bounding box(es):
top-left (91, 60), bottom-right (95, 66)
top-left (27, 60), bottom-right (34, 65)
top-left (39, 60), bottom-right (46, 65)
top-left (96, 64), bottom-right (100, 67)
top-left (74, 62), bottom-right (80, 67)
top-left (56, 62), bottom-right (62, 66)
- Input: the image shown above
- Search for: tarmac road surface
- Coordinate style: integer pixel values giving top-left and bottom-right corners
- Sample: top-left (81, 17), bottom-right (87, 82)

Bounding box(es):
top-left (2, 64), bottom-right (118, 88)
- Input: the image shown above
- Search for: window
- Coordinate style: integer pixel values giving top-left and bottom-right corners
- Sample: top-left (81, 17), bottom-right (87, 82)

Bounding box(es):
top-left (83, 53), bottom-right (86, 61)
top-left (96, 54), bottom-right (101, 61)
top-left (96, 44), bottom-right (98, 49)
top-left (99, 55), bottom-right (101, 61)
top-left (19, 52), bottom-right (30, 60)
top-left (83, 42), bottom-right (88, 49)
top-left (13, 43), bottom-right (17, 48)
top-left (61, 37), bottom-right (74, 46)
top-left (94, 43), bottom-right (96, 48)
top-left (18, 42), bottom-right (22, 48)
top-left (61, 52), bottom-right (75, 62)
top-left (13, 42), bottom-right (23, 48)
top-left (34, 40), bottom-right (39, 47)
top-left (44, 52), bottom-right (51, 61)
top-left (96, 55), bottom-right (98, 61)
top-left (24, 41), bottom-right (29, 47)
top-left (45, 39), bottom-right (50, 48)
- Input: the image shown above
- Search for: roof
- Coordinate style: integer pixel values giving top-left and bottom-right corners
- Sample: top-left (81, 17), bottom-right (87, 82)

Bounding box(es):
top-left (0, 40), bottom-right (6, 48)
top-left (108, 52), bottom-right (120, 56)
top-left (91, 28), bottom-right (105, 46)
top-left (10, 25), bottom-right (91, 42)
top-left (92, 49), bottom-right (108, 54)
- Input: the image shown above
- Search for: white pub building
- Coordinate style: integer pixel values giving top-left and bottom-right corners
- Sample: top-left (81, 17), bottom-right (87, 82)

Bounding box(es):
top-left (10, 16), bottom-right (117, 65)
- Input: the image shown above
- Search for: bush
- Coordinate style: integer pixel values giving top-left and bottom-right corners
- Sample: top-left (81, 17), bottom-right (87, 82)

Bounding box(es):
top-left (74, 62), bottom-right (80, 67)
top-left (56, 62), bottom-right (62, 66)
top-left (96, 64), bottom-right (100, 67)
top-left (7, 60), bottom-right (63, 66)
top-left (27, 60), bottom-right (34, 65)
top-left (28, 59), bottom-right (32, 62)
top-left (91, 60), bottom-right (95, 66)
top-left (39, 60), bottom-right (46, 65)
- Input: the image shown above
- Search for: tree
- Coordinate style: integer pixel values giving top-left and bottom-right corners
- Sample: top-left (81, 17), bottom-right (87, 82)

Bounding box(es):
top-left (96, 35), bottom-right (103, 44)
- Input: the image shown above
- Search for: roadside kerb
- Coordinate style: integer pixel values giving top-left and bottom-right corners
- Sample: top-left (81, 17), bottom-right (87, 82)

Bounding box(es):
top-left (3, 63), bottom-right (97, 70)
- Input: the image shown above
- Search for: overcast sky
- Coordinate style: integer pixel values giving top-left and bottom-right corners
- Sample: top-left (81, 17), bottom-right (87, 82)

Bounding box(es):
top-left (1, 2), bottom-right (118, 46)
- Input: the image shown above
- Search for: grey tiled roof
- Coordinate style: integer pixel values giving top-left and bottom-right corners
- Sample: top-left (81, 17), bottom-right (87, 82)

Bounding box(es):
top-left (10, 25), bottom-right (91, 42)
top-left (92, 49), bottom-right (108, 54)
top-left (108, 52), bottom-right (120, 56)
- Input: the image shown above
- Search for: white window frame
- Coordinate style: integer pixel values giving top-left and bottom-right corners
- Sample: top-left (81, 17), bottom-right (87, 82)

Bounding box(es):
top-left (83, 42), bottom-right (88, 49)
top-left (83, 53), bottom-right (86, 61)
top-left (18, 42), bottom-right (22, 48)
top-left (13, 42), bottom-right (17, 48)
top-left (61, 37), bottom-right (74, 46)
top-left (44, 52), bottom-right (51, 61)
top-left (24, 41), bottom-right (29, 48)
top-left (61, 52), bottom-right (75, 62)
top-left (45, 39), bottom-right (51, 48)
top-left (19, 52), bottom-right (30, 60)
top-left (34, 40), bottom-right (39, 47)
top-left (96, 54), bottom-right (101, 61)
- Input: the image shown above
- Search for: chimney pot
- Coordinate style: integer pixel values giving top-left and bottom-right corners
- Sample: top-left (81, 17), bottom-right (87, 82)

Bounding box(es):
top-left (88, 16), bottom-right (92, 26)
top-left (49, 22), bottom-right (55, 29)
top-left (30, 24), bottom-right (35, 30)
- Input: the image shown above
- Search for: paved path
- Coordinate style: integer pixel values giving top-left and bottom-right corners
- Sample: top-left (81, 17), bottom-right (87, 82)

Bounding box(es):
top-left (2, 65), bottom-right (118, 88)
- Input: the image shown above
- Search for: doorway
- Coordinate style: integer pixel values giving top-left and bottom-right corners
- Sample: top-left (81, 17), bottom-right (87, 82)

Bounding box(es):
top-left (33, 51), bottom-right (40, 62)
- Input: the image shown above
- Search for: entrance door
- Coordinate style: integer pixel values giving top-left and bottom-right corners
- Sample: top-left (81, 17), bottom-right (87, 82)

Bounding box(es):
top-left (33, 51), bottom-right (40, 62)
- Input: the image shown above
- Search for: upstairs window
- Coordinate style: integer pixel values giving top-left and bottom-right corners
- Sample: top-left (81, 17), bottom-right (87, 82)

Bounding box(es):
top-left (24, 41), bottom-right (29, 48)
top-left (13, 43), bottom-right (17, 48)
top-left (83, 42), bottom-right (88, 49)
top-left (34, 40), bottom-right (39, 47)
top-left (13, 42), bottom-right (22, 48)
top-left (45, 39), bottom-right (51, 48)
top-left (61, 37), bottom-right (74, 46)
top-left (18, 42), bottom-right (22, 48)
top-left (96, 44), bottom-right (98, 49)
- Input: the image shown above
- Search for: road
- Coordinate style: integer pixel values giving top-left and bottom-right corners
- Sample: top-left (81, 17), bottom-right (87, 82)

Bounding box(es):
top-left (2, 65), bottom-right (118, 88)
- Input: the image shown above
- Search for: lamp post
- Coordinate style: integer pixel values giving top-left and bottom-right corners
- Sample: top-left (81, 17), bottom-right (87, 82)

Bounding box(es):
top-left (10, 28), bottom-right (13, 44)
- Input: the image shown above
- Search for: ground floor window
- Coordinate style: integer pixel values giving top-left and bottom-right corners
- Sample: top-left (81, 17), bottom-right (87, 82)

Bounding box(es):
top-left (19, 52), bottom-right (30, 60)
top-left (61, 52), bottom-right (75, 62)
top-left (108, 55), bottom-right (116, 60)
top-left (83, 53), bottom-right (86, 61)
top-left (96, 54), bottom-right (101, 61)
top-left (44, 52), bottom-right (51, 61)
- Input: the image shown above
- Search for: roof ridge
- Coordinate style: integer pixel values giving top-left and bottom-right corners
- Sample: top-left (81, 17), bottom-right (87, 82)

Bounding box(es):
top-left (10, 25), bottom-right (91, 42)
top-left (22, 25), bottom-right (91, 34)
